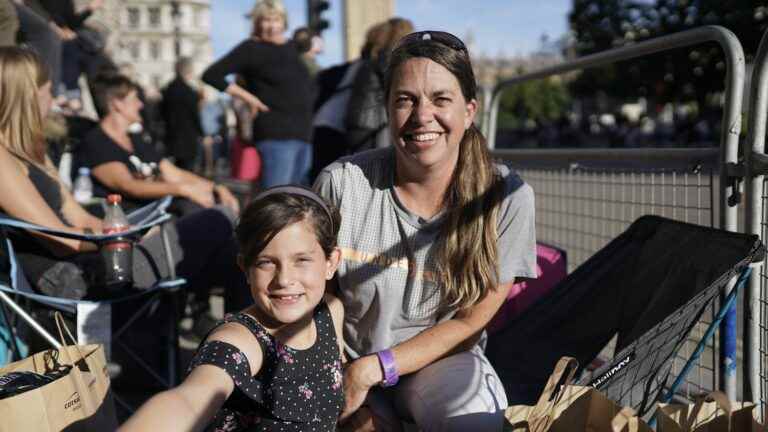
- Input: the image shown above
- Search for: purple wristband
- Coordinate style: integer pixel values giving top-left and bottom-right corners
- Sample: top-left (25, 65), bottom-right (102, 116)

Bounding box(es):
top-left (376, 349), bottom-right (399, 387)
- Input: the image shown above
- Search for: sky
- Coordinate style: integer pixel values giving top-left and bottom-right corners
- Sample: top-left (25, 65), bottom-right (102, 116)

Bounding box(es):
top-left (210, 0), bottom-right (572, 67)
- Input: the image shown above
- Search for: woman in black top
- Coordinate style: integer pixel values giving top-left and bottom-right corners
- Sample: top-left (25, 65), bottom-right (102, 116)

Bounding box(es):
top-left (202, 0), bottom-right (315, 189)
top-left (0, 47), bottom-right (247, 306)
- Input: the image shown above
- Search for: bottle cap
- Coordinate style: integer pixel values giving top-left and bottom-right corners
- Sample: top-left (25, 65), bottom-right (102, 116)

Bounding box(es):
top-left (78, 167), bottom-right (90, 175)
top-left (107, 194), bottom-right (122, 204)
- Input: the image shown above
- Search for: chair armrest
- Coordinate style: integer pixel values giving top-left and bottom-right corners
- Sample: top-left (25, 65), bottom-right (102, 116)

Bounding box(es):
top-left (0, 210), bottom-right (172, 244)
top-left (126, 196), bottom-right (173, 226)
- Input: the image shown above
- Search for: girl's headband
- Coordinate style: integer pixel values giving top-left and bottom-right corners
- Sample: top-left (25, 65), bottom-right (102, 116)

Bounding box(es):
top-left (252, 185), bottom-right (334, 229)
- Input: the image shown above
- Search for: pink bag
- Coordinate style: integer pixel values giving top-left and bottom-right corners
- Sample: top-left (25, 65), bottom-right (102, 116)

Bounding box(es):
top-left (488, 243), bottom-right (567, 334)
top-left (230, 136), bottom-right (261, 181)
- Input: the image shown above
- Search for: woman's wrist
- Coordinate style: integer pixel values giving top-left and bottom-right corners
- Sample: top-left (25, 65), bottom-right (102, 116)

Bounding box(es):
top-left (350, 355), bottom-right (384, 389)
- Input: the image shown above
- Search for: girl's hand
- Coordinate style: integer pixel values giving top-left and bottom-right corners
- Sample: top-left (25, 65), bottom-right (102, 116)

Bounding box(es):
top-left (340, 355), bottom-right (382, 422)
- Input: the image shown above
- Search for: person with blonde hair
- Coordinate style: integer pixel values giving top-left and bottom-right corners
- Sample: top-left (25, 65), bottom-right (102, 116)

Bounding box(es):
top-left (0, 46), bottom-right (247, 309)
top-left (203, 0), bottom-right (315, 192)
top-left (315, 30), bottom-right (536, 431)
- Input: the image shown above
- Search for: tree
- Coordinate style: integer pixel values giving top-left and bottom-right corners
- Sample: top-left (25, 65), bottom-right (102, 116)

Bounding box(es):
top-left (498, 71), bottom-right (571, 130)
top-left (568, 0), bottom-right (768, 107)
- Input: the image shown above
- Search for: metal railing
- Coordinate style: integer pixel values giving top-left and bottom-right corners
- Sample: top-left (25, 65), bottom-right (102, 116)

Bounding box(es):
top-left (484, 26), bottom-right (746, 402)
top-left (745, 26), bottom-right (768, 421)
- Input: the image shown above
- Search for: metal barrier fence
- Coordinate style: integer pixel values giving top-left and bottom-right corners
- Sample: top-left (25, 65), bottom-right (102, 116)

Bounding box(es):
top-left (484, 26), bottom-right (746, 403)
top-left (745, 27), bottom-right (768, 422)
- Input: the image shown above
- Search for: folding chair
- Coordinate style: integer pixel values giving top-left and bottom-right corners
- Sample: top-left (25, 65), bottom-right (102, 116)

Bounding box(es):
top-left (0, 196), bottom-right (186, 413)
top-left (486, 215), bottom-right (765, 417)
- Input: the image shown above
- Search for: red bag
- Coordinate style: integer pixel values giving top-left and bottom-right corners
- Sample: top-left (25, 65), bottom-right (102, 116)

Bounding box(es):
top-left (230, 136), bottom-right (261, 181)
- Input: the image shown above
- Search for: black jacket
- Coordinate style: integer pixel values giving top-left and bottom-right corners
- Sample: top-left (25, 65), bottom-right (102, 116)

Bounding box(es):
top-left (160, 77), bottom-right (202, 160)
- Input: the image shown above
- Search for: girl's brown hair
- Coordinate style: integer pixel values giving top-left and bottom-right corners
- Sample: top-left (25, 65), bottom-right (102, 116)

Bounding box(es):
top-left (236, 190), bottom-right (341, 269)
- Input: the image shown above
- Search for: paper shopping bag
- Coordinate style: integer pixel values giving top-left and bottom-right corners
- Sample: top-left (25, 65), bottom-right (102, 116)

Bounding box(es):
top-left (505, 356), bottom-right (651, 432)
top-left (656, 391), bottom-right (763, 432)
top-left (0, 312), bottom-right (117, 431)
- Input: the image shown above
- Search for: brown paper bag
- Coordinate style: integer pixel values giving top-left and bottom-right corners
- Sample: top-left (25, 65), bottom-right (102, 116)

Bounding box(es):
top-left (0, 312), bottom-right (117, 431)
top-left (504, 357), bottom-right (652, 432)
top-left (656, 391), bottom-right (758, 432)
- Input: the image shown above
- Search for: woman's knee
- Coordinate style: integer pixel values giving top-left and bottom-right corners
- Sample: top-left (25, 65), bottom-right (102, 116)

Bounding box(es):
top-left (397, 348), bottom-right (507, 431)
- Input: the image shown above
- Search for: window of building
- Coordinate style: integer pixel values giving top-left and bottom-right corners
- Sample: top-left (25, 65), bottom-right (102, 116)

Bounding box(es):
top-left (148, 7), bottom-right (161, 27)
top-left (127, 7), bottom-right (140, 28)
top-left (128, 41), bottom-right (140, 60)
top-left (150, 40), bottom-right (160, 60)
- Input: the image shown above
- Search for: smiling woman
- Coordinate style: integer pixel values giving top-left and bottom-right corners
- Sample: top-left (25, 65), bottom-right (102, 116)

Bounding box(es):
top-left (314, 30), bottom-right (537, 431)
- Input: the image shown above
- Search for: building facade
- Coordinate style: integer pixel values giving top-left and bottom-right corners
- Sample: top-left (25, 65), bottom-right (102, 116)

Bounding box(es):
top-left (82, 0), bottom-right (213, 94)
top-left (342, 0), bottom-right (394, 61)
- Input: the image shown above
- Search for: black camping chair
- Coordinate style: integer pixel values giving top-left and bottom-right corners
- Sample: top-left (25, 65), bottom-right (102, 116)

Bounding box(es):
top-left (486, 215), bottom-right (764, 416)
top-left (0, 196), bottom-right (185, 414)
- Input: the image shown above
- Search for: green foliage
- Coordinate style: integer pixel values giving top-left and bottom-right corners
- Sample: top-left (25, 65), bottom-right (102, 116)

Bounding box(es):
top-left (568, 0), bottom-right (768, 105)
top-left (498, 77), bottom-right (572, 129)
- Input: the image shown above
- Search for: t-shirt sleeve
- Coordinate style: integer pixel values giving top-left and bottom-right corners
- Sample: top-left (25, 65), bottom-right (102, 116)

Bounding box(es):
top-left (188, 340), bottom-right (262, 400)
top-left (496, 173), bottom-right (537, 285)
top-left (313, 165), bottom-right (342, 208)
top-left (79, 130), bottom-right (126, 169)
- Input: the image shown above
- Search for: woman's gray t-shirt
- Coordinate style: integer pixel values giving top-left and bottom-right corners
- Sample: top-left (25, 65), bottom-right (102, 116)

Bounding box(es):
top-left (314, 148), bottom-right (536, 358)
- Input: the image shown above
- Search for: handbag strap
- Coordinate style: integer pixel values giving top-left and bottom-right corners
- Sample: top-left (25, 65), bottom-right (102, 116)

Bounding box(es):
top-left (528, 357), bottom-right (579, 432)
top-left (684, 391), bottom-right (733, 432)
top-left (611, 407), bottom-right (640, 432)
top-left (53, 311), bottom-right (87, 366)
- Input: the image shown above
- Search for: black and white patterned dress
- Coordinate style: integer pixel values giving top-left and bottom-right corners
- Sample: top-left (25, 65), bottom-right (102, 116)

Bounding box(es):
top-left (188, 302), bottom-right (344, 431)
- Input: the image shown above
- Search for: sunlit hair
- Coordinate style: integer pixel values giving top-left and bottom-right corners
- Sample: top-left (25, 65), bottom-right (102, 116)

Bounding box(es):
top-left (236, 191), bottom-right (340, 269)
top-left (377, 18), bottom-right (414, 60)
top-left (91, 72), bottom-right (139, 119)
top-left (385, 33), bottom-right (504, 312)
top-left (0, 47), bottom-right (49, 166)
top-left (249, 0), bottom-right (288, 36)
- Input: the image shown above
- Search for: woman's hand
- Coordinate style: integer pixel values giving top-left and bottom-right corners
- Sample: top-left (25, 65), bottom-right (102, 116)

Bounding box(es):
top-left (179, 182), bottom-right (215, 208)
top-left (340, 355), bottom-right (383, 422)
top-left (339, 407), bottom-right (378, 432)
top-left (241, 93), bottom-right (269, 118)
top-left (214, 184), bottom-right (240, 214)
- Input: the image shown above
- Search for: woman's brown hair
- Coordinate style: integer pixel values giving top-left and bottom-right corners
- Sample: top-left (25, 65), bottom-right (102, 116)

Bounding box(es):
top-left (385, 34), bottom-right (504, 312)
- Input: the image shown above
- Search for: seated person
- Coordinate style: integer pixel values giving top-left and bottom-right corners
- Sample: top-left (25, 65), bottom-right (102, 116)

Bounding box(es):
top-left (77, 72), bottom-right (239, 217)
top-left (0, 47), bottom-right (247, 315)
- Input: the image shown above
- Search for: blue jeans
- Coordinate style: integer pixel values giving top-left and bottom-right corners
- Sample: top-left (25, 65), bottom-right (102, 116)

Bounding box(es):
top-left (256, 139), bottom-right (312, 188)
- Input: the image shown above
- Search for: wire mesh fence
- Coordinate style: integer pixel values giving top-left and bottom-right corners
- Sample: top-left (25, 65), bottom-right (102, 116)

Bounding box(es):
top-left (758, 177), bottom-right (768, 419)
top-left (494, 148), bottom-right (723, 402)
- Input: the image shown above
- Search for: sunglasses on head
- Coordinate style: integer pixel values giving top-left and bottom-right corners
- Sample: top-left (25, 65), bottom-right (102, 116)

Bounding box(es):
top-left (394, 31), bottom-right (468, 53)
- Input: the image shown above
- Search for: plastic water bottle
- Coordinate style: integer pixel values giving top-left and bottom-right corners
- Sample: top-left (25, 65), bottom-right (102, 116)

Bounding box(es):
top-left (58, 145), bottom-right (73, 190)
top-left (101, 194), bottom-right (133, 291)
top-left (73, 167), bottom-right (93, 204)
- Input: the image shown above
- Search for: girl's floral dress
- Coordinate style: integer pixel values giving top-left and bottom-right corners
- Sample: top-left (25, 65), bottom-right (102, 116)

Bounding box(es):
top-left (188, 302), bottom-right (344, 431)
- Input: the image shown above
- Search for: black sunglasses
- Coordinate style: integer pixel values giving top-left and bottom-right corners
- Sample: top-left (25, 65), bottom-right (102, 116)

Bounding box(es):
top-left (394, 31), bottom-right (468, 53)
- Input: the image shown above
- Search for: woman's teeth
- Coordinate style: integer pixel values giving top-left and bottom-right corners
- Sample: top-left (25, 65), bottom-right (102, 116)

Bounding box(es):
top-left (409, 132), bottom-right (440, 141)
top-left (271, 294), bottom-right (303, 300)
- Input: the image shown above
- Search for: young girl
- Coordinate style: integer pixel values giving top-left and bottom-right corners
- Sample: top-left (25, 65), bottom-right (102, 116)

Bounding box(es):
top-left (120, 185), bottom-right (345, 431)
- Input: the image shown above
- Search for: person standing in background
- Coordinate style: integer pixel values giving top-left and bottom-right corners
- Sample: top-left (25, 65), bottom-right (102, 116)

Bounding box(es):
top-left (0, 0), bottom-right (19, 47)
top-left (203, 0), bottom-right (315, 189)
top-left (160, 57), bottom-right (203, 171)
top-left (344, 17), bottom-right (414, 153)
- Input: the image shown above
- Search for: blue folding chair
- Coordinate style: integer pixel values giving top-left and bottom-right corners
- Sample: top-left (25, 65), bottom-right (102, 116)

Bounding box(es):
top-left (0, 196), bottom-right (186, 413)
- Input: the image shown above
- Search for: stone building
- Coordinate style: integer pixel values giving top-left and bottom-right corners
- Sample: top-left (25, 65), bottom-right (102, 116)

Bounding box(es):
top-left (80, 0), bottom-right (213, 94)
